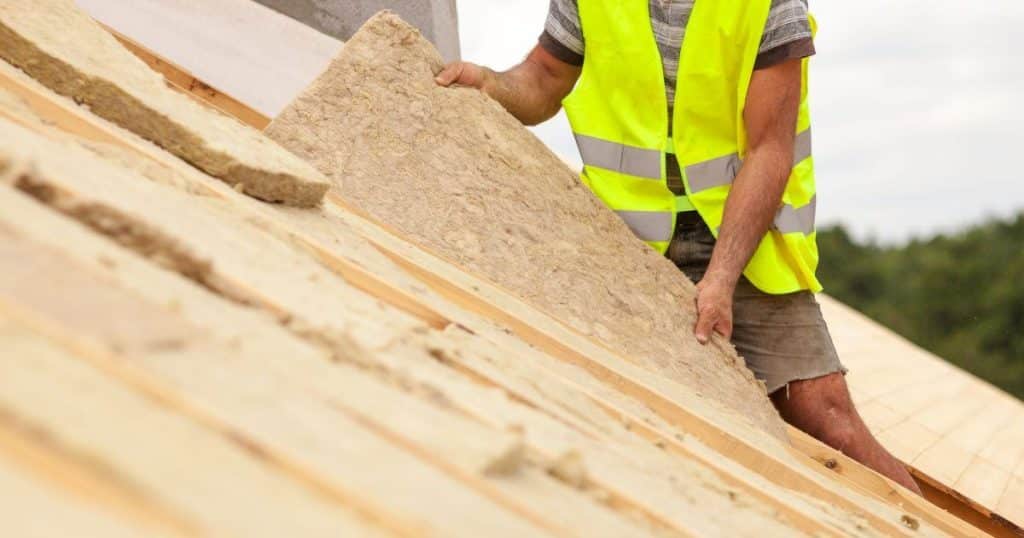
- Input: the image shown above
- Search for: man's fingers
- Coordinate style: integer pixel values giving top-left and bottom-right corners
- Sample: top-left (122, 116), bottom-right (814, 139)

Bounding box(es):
top-left (434, 62), bottom-right (464, 86)
top-left (715, 317), bottom-right (734, 341)
top-left (694, 307), bottom-right (718, 345)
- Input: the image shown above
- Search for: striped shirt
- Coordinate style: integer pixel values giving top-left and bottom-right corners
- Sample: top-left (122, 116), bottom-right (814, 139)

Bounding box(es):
top-left (540, 0), bottom-right (815, 108)
top-left (540, 0), bottom-right (815, 195)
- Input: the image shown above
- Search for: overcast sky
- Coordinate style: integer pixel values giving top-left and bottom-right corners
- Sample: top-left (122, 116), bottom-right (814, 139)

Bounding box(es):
top-left (456, 1), bottom-right (1024, 242)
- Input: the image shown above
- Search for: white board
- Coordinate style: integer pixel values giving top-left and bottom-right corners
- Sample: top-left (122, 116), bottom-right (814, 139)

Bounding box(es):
top-left (75, 0), bottom-right (342, 117)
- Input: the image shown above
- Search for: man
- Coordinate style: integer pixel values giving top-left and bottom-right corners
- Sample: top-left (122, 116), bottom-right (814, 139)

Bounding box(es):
top-left (436, 0), bottom-right (921, 494)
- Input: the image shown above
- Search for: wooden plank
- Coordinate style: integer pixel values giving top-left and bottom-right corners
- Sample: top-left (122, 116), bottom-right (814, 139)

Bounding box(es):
top-left (876, 421), bottom-right (941, 463)
top-left (1000, 477), bottom-right (1024, 530)
top-left (910, 385), bottom-right (992, 438)
top-left (915, 438), bottom-right (983, 490)
top-left (957, 458), bottom-right (1012, 511)
top-left (786, 427), bottom-right (987, 537)
top-left (0, 315), bottom-right (390, 538)
top-left (450, 334), bottom-right (903, 537)
top-left (856, 400), bottom-right (907, 434)
top-left (0, 0), bottom-right (329, 206)
top-left (381, 327), bottom-right (862, 537)
top-left (980, 410), bottom-right (1024, 476)
top-left (0, 451), bottom-right (174, 538)
top-left (0, 224), bottom-right (559, 538)
top-left (913, 470), bottom-right (1024, 538)
top-left (872, 373), bottom-right (967, 420)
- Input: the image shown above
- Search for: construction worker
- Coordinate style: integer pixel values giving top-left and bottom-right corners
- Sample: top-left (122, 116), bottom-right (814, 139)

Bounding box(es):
top-left (436, 0), bottom-right (922, 494)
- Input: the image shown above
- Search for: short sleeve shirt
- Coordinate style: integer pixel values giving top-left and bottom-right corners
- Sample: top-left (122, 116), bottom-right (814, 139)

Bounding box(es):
top-left (540, 0), bottom-right (815, 108)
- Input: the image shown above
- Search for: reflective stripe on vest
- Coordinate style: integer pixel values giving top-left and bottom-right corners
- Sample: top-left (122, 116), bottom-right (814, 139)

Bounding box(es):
top-left (577, 129), bottom-right (812, 186)
top-left (616, 210), bottom-right (674, 242)
top-left (581, 129), bottom-right (814, 234)
top-left (686, 129), bottom-right (813, 193)
top-left (575, 134), bottom-right (662, 180)
top-left (775, 196), bottom-right (816, 235)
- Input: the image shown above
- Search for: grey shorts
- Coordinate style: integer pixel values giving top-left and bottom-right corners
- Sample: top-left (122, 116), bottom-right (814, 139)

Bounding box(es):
top-left (667, 213), bottom-right (847, 394)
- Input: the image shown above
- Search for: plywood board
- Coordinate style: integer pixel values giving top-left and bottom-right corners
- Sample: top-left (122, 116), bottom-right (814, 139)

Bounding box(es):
top-left (821, 295), bottom-right (1024, 528)
top-left (0, 451), bottom-right (173, 538)
top-left (266, 11), bottom-right (786, 440)
top-left (75, 0), bottom-right (341, 118)
top-left (0, 311), bottom-right (388, 538)
top-left (0, 0), bottom-right (329, 206)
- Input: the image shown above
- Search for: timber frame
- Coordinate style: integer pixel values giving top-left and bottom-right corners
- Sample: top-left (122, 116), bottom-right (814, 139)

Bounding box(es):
top-left (0, 14), bottom-right (1018, 536)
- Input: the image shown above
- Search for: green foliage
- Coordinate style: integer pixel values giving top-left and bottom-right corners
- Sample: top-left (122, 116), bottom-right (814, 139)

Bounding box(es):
top-left (817, 214), bottom-right (1024, 399)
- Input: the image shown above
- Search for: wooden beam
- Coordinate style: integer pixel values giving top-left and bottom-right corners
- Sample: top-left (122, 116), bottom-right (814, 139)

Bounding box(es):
top-left (787, 426), bottom-right (991, 537)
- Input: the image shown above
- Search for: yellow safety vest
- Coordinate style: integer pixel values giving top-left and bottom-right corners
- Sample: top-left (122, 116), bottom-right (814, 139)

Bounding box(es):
top-left (563, 0), bottom-right (822, 294)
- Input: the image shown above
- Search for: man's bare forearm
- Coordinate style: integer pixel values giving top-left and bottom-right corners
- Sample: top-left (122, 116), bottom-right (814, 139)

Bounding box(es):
top-left (479, 61), bottom-right (565, 125)
top-left (704, 147), bottom-right (792, 287)
top-left (703, 59), bottom-right (802, 289)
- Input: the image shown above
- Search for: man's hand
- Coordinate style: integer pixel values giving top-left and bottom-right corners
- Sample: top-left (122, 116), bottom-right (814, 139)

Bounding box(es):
top-left (435, 61), bottom-right (493, 91)
top-left (433, 45), bottom-right (581, 126)
top-left (694, 276), bottom-right (736, 344)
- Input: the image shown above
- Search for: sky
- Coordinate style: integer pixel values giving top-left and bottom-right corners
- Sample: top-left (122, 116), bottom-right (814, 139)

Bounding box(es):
top-left (456, 1), bottom-right (1024, 243)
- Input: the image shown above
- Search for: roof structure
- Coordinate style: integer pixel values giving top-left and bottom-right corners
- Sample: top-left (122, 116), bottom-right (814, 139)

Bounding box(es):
top-left (0, 1), bottom-right (1019, 536)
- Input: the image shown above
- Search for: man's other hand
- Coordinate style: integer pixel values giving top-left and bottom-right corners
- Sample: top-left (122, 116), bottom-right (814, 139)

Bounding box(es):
top-left (435, 61), bottom-right (493, 90)
top-left (694, 277), bottom-right (735, 344)
top-left (432, 46), bottom-right (580, 126)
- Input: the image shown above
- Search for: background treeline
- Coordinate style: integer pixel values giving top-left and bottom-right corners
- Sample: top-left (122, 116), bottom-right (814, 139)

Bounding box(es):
top-left (817, 213), bottom-right (1024, 399)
